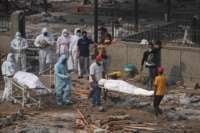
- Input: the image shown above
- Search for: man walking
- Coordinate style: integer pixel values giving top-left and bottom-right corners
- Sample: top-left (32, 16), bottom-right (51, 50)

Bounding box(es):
top-left (54, 55), bottom-right (72, 105)
top-left (154, 67), bottom-right (167, 116)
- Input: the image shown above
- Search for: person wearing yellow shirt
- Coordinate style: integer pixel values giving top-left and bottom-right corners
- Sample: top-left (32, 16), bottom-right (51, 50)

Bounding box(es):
top-left (154, 67), bottom-right (167, 116)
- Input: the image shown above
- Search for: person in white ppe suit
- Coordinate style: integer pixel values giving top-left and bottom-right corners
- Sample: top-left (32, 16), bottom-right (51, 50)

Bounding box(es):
top-left (34, 28), bottom-right (54, 74)
top-left (1, 53), bottom-right (16, 102)
top-left (56, 29), bottom-right (71, 57)
top-left (68, 28), bottom-right (81, 72)
top-left (10, 32), bottom-right (28, 71)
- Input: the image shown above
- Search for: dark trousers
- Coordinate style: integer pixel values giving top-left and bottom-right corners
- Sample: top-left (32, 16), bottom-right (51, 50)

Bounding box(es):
top-left (90, 82), bottom-right (101, 106)
top-left (79, 56), bottom-right (89, 76)
top-left (153, 95), bottom-right (164, 116)
top-left (147, 67), bottom-right (156, 90)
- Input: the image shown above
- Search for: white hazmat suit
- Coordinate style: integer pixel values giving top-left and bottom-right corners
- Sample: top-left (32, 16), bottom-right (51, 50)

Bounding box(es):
top-left (10, 32), bottom-right (28, 71)
top-left (68, 28), bottom-right (81, 72)
top-left (34, 28), bottom-right (54, 74)
top-left (1, 53), bottom-right (16, 101)
top-left (56, 29), bottom-right (71, 57)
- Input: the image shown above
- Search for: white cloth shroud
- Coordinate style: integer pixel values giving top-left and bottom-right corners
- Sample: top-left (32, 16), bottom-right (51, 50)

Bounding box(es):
top-left (99, 79), bottom-right (154, 96)
top-left (13, 71), bottom-right (50, 94)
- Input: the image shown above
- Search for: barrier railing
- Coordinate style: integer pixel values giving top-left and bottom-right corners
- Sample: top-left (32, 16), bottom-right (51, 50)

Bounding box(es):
top-left (0, 15), bottom-right (10, 32)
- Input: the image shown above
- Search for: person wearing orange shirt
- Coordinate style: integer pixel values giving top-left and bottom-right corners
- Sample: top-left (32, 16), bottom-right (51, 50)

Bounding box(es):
top-left (153, 67), bottom-right (167, 116)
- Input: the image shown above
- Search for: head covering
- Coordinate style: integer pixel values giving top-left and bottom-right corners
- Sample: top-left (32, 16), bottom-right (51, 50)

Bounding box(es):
top-left (15, 32), bottom-right (21, 37)
top-left (41, 27), bottom-right (48, 34)
top-left (62, 29), bottom-right (69, 37)
top-left (96, 55), bottom-right (103, 62)
top-left (158, 67), bottom-right (164, 73)
top-left (6, 53), bottom-right (14, 62)
top-left (57, 54), bottom-right (68, 64)
top-left (15, 32), bottom-right (21, 40)
top-left (74, 28), bottom-right (81, 34)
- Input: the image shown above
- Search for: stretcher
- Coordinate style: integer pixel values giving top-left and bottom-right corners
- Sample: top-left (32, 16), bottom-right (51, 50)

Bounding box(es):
top-left (11, 71), bottom-right (52, 108)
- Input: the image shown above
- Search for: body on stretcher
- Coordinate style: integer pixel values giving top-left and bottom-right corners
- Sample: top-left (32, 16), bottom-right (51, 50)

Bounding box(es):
top-left (11, 71), bottom-right (52, 108)
top-left (98, 79), bottom-right (154, 101)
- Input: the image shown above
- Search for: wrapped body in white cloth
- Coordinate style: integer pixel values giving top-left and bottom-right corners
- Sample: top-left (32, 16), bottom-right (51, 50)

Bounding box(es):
top-left (13, 71), bottom-right (51, 94)
top-left (98, 79), bottom-right (154, 96)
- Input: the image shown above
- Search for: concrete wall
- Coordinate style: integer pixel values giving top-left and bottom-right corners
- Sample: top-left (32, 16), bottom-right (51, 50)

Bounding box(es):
top-left (107, 42), bottom-right (200, 83)
top-left (0, 32), bottom-right (11, 56)
top-left (0, 11), bottom-right (25, 57)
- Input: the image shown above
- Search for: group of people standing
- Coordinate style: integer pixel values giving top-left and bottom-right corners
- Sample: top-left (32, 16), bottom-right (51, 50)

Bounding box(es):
top-left (1, 26), bottom-right (110, 105)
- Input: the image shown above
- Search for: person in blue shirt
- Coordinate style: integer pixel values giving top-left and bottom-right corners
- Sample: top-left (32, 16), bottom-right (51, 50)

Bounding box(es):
top-left (77, 31), bottom-right (93, 79)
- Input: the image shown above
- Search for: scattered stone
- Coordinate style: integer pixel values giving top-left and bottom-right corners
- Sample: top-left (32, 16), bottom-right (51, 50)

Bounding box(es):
top-left (19, 127), bottom-right (49, 133)
top-left (166, 111), bottom-right (187, 121)
top-left (190, 96), bottom-right (200, 103)
top-left (179, 94), bottom-right (190, 105)
top-left (132, 129), bottom-right (140, 133)
top-left (54, 124), bottom-right (64, 128)
top-left (98, 106), bottom-right (105, 112)
top-left (93, 128), bottom-right (107, 133)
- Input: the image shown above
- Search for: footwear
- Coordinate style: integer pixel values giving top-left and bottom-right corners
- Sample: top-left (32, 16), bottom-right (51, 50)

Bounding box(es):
top-left (158, 108), bottom-right (163, 115)
top-left (57, 102), bottom-right (63, 106)
top-left (98, 106), bottom-right (104, 112)
top-left (78, 76), bottom-right (83, 79)
top-left (63, 100), bottom-right (73, 105)
top-left (86, 76), bottom-right (89, 80)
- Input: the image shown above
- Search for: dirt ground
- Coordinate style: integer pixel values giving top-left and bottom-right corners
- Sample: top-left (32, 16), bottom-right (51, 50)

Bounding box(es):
top-left (0, 71), bottom-right (200, 133)
top-left (74, 77), bottom-right (200, 133)
top-left (0, 1), bottom-right (200, 133)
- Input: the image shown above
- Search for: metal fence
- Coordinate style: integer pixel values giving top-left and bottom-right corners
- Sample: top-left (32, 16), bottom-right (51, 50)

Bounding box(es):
top-left (0, 16), bottom-right (10, 32)
top-left (101, 20), bottom-right (200, 47)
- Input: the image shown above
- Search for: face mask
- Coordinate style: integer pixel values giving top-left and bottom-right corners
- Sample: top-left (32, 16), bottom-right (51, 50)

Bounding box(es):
top-left (148, 48), bottom-right (152, 52)
top-left (43, 32), bottom-right (48, 36)
top-left (97, 61), bottom-right (103, 66)
top-left (16, 36), bottom-right (21, 40)
top-left (63, 33), bottom-right (69, 37)
top-left (76, 32), bottom-right (81, 37)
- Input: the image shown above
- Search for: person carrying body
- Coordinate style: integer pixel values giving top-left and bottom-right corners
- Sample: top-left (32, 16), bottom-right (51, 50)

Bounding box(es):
top-left (89, 55), bottom-right (104, 108)
top-left (153, 67), bottom-right (167, 116)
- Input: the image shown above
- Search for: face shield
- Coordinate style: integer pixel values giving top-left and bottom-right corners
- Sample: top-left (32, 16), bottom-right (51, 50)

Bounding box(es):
top-left (15, 32), bottom-right (21, 40)
top-left (6, 53), bottom-right (14, 62)
top-left (42, 28), bottom-right (48, 36)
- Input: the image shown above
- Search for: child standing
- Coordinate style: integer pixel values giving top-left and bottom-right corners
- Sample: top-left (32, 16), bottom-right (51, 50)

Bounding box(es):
top-left (153, 67), bottom-right (167, 116)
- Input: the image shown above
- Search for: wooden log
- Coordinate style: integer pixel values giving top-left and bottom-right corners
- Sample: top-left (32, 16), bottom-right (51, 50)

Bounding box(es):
top-left (124, 125), bottom-right (156, 131)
